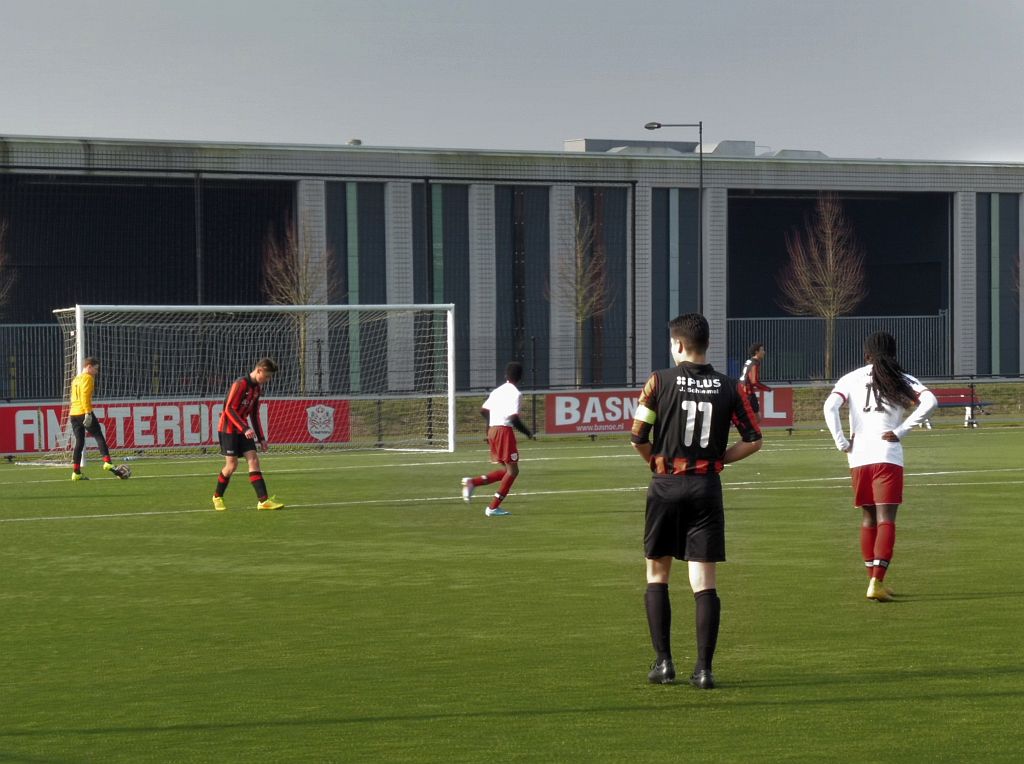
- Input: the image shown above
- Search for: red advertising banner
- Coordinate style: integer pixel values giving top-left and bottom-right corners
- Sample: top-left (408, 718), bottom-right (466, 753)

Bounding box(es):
top-left (544, 387), bottom-right (794, 435)
top-left (545, 391), bottom-right (640, 435)
top-left (757, 387), bottom-right (794, 428)
top-left (0, 398), bottom-right (351, 455)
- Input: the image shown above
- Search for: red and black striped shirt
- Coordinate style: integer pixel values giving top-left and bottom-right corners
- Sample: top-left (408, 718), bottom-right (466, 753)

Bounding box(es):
top-left (218, 374), bottom-right (266, 442)
top-left (631, 361), bottom-right (761, 476)
top-left (740, 357), bottom-right (771, 394)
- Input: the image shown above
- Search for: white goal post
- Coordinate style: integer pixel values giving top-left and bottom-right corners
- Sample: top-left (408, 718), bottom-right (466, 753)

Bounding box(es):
top-left (53, 304), bottom-right (456, 455)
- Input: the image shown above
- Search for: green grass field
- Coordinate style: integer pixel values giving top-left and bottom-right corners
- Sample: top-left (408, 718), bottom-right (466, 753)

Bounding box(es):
top-left (2, 426), bottom-right (1023, 763)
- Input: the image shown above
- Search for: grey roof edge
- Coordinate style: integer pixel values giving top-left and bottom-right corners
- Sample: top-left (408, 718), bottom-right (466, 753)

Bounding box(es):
top-left (1, 133), bottom-right (1023, 169)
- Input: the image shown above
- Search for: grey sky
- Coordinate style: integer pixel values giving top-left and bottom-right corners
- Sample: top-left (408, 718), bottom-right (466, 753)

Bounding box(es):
top-left (2, 0), bottom-right (1023, 161)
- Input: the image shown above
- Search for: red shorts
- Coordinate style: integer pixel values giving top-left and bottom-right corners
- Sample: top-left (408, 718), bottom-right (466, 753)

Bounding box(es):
top-left (850, 463), bottom-right (904, 506)
top-left (488, 425), bottom-right (519, 464)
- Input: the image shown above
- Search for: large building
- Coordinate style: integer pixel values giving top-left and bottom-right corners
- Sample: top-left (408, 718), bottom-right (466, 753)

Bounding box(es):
top-left (1, 133), bottom-right (1021, 396)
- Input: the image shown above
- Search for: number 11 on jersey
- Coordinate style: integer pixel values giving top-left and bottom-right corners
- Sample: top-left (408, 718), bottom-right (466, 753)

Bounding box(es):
top-left (681, 400), bottom-right (713, 447)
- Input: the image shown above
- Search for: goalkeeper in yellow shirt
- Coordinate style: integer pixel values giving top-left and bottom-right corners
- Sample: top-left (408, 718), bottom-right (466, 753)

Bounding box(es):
top-left (69, 357), bottom-right (129, 481)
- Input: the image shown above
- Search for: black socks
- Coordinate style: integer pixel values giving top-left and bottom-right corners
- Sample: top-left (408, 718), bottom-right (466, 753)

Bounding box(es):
top-left (645, 583), bottom-right (672, 661)
top-left (694, 589), bottom-right (721, 672)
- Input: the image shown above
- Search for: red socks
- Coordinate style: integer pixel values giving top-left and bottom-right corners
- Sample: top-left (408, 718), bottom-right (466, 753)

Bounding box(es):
top-left (470, 468), bottom-right (519, 510)
top-left (472, 469), bottom-right (506, 487)
top-left (861, 523), bottom-right (896, 580)
top-left (488, 472), bottom-right (518, 510)
top-left (860, 526), bottom-right (877, 575)
top-left (873, 522), bottom-right (896, 581)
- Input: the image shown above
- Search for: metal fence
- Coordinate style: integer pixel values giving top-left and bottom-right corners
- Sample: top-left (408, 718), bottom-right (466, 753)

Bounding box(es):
top-left (727, 314), bottom-right (950, 381)
top-left (1, 324), bottom-right (64, 400)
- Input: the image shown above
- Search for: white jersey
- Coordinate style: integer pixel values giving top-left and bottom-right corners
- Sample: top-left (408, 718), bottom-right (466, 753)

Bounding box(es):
top-left (823, 364), bottom-right (937, 468)
top-left (482, 381), bottom-right (523, 427)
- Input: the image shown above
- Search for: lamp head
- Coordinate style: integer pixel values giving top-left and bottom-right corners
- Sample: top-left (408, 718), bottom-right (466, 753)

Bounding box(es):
top-left (644, 122), bottom-right (662, 130)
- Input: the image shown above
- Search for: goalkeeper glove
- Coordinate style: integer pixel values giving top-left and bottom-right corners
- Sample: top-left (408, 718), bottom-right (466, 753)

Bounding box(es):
top-left (83, 412), bottom-right (94, 427)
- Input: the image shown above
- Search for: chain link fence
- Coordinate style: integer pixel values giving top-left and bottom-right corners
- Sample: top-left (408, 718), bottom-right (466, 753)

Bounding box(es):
top-left (0, 312), bottom-right (1002, 404)
top-left (1, 324), bottom-right (64, 400)
top-left (727, 314), bottom-right (950, 381)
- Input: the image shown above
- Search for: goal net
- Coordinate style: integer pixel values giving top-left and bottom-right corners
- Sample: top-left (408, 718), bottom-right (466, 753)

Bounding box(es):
top-left (52, 304), bottom-right (456, 457)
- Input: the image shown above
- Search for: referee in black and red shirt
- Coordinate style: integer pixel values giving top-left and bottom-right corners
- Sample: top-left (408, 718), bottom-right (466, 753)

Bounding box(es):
top-left (630, 313), bottom-right (762, 689)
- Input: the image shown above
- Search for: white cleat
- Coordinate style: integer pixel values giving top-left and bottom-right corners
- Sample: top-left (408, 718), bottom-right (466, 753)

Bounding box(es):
top-left (866, 578), bottom-right (894, 602)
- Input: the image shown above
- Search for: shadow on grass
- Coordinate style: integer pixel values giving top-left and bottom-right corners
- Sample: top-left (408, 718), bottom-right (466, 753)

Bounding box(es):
top-left (890, 590), bottom-right (1024, 602)
top-left (3, 675), bottom-right (1024, 740)
top-left (735, 662), bottom-right (1024, 690)
top-left (0, 748), bottom-right (86, 764)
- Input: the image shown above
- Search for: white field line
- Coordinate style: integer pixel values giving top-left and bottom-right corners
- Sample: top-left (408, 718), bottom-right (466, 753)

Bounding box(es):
top-left (10, 424), bottom-right (1002, 471)
top-left (0, 454), bottom-right (769, 487)
top-left (2, 464), bottom-right (1023, 524)
top-left (4, 450), bottom-right (1022, 488)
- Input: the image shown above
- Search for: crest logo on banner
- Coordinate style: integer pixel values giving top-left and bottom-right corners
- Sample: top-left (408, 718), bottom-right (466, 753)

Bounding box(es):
top-left (306, 404), bottom-right (335, 441)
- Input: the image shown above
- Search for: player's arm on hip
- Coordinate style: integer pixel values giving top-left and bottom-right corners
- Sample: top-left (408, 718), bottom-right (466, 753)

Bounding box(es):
top-left (822, 391), bottom-right (851, 451)
top-left (630, 397), bottom-right (657, 464)
top-left (631, 440), bottom-right (653, 464)
top-left (723, 438), bottom-right (762, 464)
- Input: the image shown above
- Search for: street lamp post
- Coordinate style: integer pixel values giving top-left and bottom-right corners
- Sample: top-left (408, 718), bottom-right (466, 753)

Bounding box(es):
top-left (644, 121), bottom-right (703, 310)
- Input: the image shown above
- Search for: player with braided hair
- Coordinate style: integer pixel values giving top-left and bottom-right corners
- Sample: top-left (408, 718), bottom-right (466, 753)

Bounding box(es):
top-left (862, 332), bottom-right (917, 409)
top-left (823, 331), bottom-right (937, 602)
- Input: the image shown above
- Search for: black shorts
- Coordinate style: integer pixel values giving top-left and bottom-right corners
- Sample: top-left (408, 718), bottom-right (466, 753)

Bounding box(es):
top-left (644, 474), bottom-right (725, 562)
top-left (219, 431), bottom-right (257, 457)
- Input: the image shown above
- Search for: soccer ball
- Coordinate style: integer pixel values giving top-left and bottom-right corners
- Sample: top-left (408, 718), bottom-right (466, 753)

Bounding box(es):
top-left (113, 464), bottom-right (132, 479)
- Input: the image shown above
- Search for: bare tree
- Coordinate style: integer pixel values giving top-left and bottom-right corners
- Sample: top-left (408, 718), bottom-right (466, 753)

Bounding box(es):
top-left (262, 214), bottom-right (331, 306)
top-left (549, 201), bottom-right (614, 386)
top-left (261, 214), bottom-right (337, 392)
top-left (777, 193), bottom-right (866, 379)
top-left (0, 219), bottom-right (14, 317)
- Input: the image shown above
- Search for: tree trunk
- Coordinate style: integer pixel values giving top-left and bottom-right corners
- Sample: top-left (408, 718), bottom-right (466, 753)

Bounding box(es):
top-left (575, 319), bottom-right (584, 387)
top-left (824, 316), bottom-right (834, 381)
